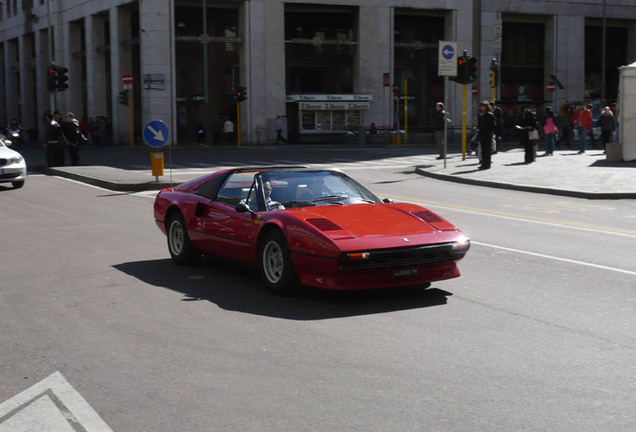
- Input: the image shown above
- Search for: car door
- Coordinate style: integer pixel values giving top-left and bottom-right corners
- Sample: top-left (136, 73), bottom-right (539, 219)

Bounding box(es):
top-left (194, 172), bottom-right (261, 263)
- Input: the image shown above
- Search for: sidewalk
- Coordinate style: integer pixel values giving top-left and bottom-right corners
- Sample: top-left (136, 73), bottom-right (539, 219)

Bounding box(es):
top-left (415, 147), bottom-right (636, 199)
top-left (16, 142), bottom-right (636, 198)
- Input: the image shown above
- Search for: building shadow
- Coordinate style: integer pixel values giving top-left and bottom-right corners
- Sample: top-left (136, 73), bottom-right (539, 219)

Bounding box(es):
top-left (113, 256), bottom-right (451, 321)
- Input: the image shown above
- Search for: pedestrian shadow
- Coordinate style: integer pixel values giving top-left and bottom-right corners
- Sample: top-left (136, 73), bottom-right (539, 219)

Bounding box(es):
top-left (113, 257), bottom-right (452, 321)
top-left (591, 159), bottom-right (636, 168)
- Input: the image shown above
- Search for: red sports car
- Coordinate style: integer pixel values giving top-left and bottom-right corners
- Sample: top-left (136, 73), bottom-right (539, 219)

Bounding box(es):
top-left (154, 166), bottom-right (470, 294)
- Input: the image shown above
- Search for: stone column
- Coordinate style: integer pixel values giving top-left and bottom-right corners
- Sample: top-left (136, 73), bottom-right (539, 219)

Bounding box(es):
top-left (261, 0), bottom-right (286, 142)
top-left (19, 35), bottom-right (37, 134)
top-left (85, 15), bottom-right (107, 124)
top-left (357, 5), bottom-right (392, 129)
top-left (555, 15), bottom-right (585, 103)
top-left (4, 39), bottom-right (19, 124)
top-left (139, 0), bottom-right (175, 145)
top-left (110, 6), bottom-right (133, 146)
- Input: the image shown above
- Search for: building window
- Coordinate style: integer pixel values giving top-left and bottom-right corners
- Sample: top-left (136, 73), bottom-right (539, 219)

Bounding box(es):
top-left (394, 11), bottom-right (445, 130)
top-left (285, 4), bottom-right (357, 94)
top-left (500, 21), bottom-right (545, 103)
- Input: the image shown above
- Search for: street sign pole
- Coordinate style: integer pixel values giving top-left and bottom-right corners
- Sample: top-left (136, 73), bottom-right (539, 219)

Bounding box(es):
top-left (462, 84), bottom-right (467, 160)
top-left (404, 78), bottom-right (408, 145)
top-left (236, 102), bottom-right (241, 147)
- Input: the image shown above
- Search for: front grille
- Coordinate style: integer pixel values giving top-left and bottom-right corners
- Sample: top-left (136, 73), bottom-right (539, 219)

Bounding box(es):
top-left (340, 243), bottom-right (463, 270)
top-left (0, 173), bottom-right (20, 179)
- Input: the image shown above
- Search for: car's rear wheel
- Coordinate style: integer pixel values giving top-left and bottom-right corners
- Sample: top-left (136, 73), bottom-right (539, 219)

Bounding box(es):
top-left (259, 230), bottom-right (298, 295)
top-left (12, 180), bottom-right (24, 189)
top-left (167, 211), bottom-right (200, 265)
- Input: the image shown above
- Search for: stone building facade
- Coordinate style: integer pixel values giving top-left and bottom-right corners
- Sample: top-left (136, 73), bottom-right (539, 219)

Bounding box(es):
top-left (1, 0), bottom-right (635, 145)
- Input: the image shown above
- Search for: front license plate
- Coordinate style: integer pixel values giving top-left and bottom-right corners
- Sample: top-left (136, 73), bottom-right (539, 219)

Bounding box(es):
top-left (392, 268), bottom-right (418, 278)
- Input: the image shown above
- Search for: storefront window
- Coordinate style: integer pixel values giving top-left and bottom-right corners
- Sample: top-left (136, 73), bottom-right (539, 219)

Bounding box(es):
top-left (316, 111), bottom-right (331, 130)
top-left (301, 111), bottom-right (315, 130)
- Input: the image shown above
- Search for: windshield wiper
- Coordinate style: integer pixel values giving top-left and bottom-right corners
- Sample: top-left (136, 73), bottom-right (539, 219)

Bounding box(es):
top-left (312, 194), bottom-right (348, 203)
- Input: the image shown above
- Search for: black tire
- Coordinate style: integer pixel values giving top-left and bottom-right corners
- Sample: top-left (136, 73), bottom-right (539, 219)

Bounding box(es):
top-left (12, 180), bottom-right (24, 189)
top-left (258, 230), bottom-right (298, 295)
top-left (167, 211), bottom-right (200, 265)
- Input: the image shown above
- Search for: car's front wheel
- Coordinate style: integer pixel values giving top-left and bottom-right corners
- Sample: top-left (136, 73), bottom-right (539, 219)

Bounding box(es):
top-left (259, 230), bottom-right (298, 295)
top-left (12, 180), bottom-right (24, 189)
top-left (167, 211), bottom-right (200, 265)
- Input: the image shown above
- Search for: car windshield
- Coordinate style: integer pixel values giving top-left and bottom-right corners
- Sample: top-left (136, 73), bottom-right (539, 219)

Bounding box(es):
top-left (257, 170), bottom-right (380, 210)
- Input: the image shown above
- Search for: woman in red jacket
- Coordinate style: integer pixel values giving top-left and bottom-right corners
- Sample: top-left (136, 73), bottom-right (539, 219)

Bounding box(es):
top-left (577, 104), bottom-right (593, 154)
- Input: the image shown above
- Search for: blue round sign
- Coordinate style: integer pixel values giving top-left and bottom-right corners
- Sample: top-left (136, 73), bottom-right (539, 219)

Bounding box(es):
top-left (144, 120), bottom-right (169, 148)
top-left (442, 44), bottom-right (455, 60)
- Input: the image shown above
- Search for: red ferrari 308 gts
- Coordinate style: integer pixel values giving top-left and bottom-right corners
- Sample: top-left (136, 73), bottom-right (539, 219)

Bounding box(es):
top-left (154, 166), bottom-right (470, 294)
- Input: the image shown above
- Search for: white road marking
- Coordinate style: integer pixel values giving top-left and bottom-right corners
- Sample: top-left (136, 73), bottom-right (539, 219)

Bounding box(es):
top-left (0, 371), bottom-right (114, 432)
top-left (474, 241), bottom-right (636, 276)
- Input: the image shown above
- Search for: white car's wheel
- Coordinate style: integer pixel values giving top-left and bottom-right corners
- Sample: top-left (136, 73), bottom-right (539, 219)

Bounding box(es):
top-left (11, 180), bottom-right (24, 189)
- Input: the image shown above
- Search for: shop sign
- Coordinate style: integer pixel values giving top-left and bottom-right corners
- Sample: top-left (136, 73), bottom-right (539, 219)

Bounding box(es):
top-left (300, 101), bottom-right (370, 110)
top-left (289, 94), bottom-right (373, 102)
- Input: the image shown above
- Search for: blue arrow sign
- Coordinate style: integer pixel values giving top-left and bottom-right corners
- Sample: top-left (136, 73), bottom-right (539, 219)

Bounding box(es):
top-left (144, 120), bottom-right (169, 148)
top-left (442, 44), bottom-right (455, 60)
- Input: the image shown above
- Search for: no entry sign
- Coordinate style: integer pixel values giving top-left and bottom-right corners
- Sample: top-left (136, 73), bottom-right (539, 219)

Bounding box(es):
top-left (547, 81), bottom-right (556, 92)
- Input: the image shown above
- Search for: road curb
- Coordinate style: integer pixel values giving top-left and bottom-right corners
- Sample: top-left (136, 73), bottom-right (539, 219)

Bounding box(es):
top-left (414, 167), bottom-right (636, 200)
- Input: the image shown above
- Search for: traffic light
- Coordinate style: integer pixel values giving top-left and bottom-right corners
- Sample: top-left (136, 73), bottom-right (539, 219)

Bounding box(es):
top-left (466, 57), bottom-right (477, 83)
top-left (118, 90), bottom-right (129, 105)
top-left (392, 83), bottom-right (399, 95)
top-left (490, 58), bottom-right (498, 88)
top-left (47, 65), bottom-right (57, 91)
top-left (56, 66), bottom-right (69, 91)
top-left (234, 85), bottom-right (247, 102)
top-left (450, 52), bottom-right (477, 84)
top-left (450, 56), bottom-right (468, 84)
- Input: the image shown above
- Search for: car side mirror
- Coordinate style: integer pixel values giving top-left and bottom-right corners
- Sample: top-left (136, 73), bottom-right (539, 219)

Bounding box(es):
top-left (382, 198), bottom-right (393, 203)
top-left (235, 202), bottom-right (251, 213)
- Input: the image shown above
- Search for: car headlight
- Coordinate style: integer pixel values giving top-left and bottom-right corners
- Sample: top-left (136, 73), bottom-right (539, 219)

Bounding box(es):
top-left (11, 132), bottom-right (19, 138)
top-left (451, 237), bottom-right (471, 253)
top-left (10, 155), bottom-right (23, 164)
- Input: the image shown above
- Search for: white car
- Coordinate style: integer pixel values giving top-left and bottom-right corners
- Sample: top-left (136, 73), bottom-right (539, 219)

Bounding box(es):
top-left (0, 134), bottom-right (26, 189)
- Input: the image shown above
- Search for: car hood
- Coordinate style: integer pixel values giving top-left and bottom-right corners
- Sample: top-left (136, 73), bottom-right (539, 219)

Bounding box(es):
top-left (0, 145), bottom-right (21, 159)
top-left (287, 202), bottom-right (458, 239)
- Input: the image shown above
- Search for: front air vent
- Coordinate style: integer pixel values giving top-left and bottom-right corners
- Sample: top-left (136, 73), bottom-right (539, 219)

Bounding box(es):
top-left (412, 210), bottom-right (444, 223)
top-left (306, 218), bottom-right (343, 232)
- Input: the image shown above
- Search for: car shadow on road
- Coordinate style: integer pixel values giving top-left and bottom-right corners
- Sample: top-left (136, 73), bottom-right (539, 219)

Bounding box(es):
top-left (113, 257), bottom-right (452, 321)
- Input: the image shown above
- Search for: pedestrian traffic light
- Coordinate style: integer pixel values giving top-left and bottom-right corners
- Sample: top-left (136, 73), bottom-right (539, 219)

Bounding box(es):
top-left (47, 65), bottom-right (58, 91)
top-left (118, 90), bottom-right (129, 105)
top-left (234, 85), bottom-right (247, 102)
top-left (56, 66), bottom-right (69, 91)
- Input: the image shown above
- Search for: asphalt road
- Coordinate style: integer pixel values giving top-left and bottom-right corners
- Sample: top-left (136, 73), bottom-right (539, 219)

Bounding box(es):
top-left (1, 166), bottom-right (635, 431)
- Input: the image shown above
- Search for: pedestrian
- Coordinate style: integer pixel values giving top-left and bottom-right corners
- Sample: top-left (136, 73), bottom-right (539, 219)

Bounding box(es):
top-left (62, 112), bottom-right (83, 165)
top-left (491, 101), bottom-right (503, 154)
top-left (610, 102), bottom-right (619, 143)
top-left (433, 102), bottom-right (450, 159)
top-left (42, 111), bottom-right (65, 167)
top-left (556, 106), bottom-right (573, 148)
top-left (196, 122), bottom-right (205, 145)
top-left (576, 104), bottom-right (593, 154)
top-left (597, 106), bottom-right (616, 154)
top-left (369, 122), bottom-right (378, 135)
top-left (275, 115), bottom-right (287, 144)
top-left (542, 106), bottom-right (558, 156)
top-left (477, 101), bottom-right (496, 170)
top-left (223, 117), bottom-right (235, 144)
top-left (516, 109), bottom-right (539, 164)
